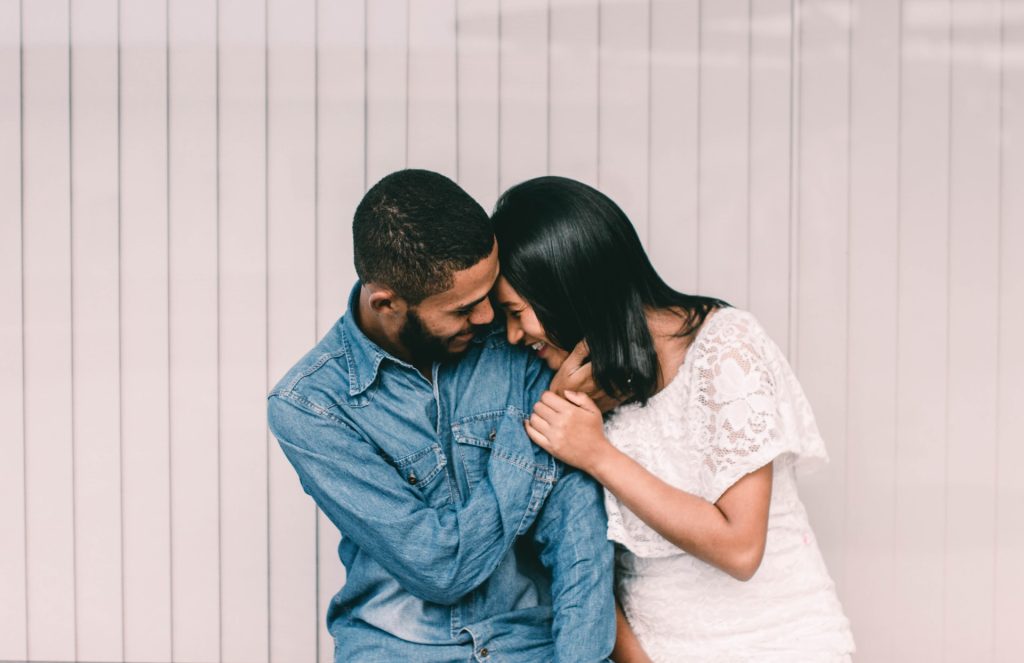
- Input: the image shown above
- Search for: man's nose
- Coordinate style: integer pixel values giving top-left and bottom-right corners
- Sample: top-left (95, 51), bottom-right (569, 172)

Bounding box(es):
top-left (469, 297), bottom-right (494, 326)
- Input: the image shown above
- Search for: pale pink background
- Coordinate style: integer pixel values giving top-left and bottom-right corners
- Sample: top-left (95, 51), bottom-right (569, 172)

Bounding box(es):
top-left (1, 0), bottom-right (1022, 661)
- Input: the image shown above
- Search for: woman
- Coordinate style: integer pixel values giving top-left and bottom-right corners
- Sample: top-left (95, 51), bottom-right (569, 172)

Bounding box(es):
top-left (490, 176), bottom-right (855, 662)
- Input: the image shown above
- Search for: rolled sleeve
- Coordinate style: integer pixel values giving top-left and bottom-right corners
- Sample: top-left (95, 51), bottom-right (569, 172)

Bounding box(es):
top-left (532, 467), bottom-right (616, 663)
top-left (522, 345), bottom-right (615, 660)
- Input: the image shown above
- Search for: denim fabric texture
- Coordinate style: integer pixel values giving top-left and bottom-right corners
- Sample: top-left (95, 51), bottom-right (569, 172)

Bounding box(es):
top-left (267, 283), bottom-right (615, 662)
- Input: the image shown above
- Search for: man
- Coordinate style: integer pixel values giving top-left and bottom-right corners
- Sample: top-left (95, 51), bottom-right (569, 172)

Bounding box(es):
top-left (267, 169), bottom-right (615, 662)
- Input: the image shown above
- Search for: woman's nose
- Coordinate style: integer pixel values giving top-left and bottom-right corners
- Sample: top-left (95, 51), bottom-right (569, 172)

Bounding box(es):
top-left (506, 317), bottom-right (524, 345)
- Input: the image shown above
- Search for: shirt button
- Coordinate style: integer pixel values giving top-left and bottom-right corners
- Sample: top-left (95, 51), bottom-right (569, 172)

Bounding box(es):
top-left (487, 430), bottom-right (496, 441)
top-left (407, 474), bottom-right (417, 485)
top-left (479, 647), bottom-right (489, 658)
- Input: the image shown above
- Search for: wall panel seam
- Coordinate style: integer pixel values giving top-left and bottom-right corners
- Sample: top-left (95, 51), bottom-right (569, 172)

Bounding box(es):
top-left (215, 1), bottom-right (225, 659)
top-left (991, 0), bottom-right (1006, 655)
top-left (595, 0), bottom-right (601, 189)
top-left (745, 0), bottom-right (752, 306)
top-left (941, 1), bottom-right (954, 652)
top-left (454, 0), bottom-right (460, 182)
top-left (264, 0), bottom-right (273, 657)
top-left (404, 0), bottom-right (410, 169)
top-left (116, 0), bottom-right (128, 655)
top-left (892, 0), bottom-right (905, 627)
top-left (644, 0), bottom-right (652, 248)
top-left (313, 0), bottom-right (322, 656)
top-left (19, 0), bottom-right (29, 655)
top-left (165, 1), bottom-right (175, 655)
top-left (67, 2), bottom-right (80, 656)
top-left (787, 0), bottom-right (801, 366)
top-left (842, 0), bottom-right (853, 592)
top-left (694, 0), bottom-right (702, 292)
top-left (497, 0), bottom-right (503, 191)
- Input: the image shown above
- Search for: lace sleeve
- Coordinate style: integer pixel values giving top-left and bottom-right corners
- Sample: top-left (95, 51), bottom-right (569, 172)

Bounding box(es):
top-left (693, 316), bottom-right (786, 503)
top-left (602, 309), bottom-right (828, 556)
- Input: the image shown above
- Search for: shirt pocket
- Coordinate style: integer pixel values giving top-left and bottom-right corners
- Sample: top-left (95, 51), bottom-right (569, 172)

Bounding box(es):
top-left (392, 443), bottom-right (452, 507)
top-left (451, 407), bottom-right (529, 495)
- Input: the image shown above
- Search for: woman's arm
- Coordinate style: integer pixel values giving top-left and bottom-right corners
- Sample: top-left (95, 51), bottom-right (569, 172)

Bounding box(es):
top-left (593, 443), bottom-right (771, 581)
top-left (611, 600), bottom-right (653, 663)
top-left (526, 390), bottom-right (772, 581)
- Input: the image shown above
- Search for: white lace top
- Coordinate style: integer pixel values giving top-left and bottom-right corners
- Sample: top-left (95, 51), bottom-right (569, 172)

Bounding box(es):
top-left (604, 308), bottom-right (855, 662)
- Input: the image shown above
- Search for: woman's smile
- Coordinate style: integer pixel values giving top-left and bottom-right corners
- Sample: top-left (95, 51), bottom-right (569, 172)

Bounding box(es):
top-left (492, 276), bottom-right (570, 370)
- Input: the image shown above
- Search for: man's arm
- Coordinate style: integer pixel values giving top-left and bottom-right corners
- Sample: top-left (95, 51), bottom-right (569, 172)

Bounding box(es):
top-left (525, 354), bottom-right (616, 662)
top-left (532, 468), bottom-right (616, 662)
top-left (267, 392), bottom-right (540, 606)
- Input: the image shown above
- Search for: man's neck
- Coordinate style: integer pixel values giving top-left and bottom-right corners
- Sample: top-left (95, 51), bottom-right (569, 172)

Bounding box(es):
top-left (356, 287), bottom-right (432, 379)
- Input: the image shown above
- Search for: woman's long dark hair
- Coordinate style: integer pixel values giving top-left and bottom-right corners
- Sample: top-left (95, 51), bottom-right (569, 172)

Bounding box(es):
top-left (492, 176), bottom-right (728, 405)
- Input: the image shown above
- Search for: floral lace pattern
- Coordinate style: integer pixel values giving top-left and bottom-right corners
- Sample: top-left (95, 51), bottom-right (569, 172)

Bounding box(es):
top-left (601, 308), bottom-right (853, 660)
top-left (604, 307), bottom-right (828, 556)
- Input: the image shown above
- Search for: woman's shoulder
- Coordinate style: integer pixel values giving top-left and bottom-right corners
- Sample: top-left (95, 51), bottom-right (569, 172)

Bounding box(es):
top-left (690, 306), bottom-right (772, 361)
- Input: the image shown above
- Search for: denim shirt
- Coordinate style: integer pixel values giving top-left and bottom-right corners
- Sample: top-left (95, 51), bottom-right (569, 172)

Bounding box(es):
top-left (267, 284), bottom-right (615, 663)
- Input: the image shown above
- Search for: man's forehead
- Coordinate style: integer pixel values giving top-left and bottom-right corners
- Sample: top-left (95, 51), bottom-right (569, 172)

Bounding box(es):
top-left (423, 244), bottom-right (499, 308)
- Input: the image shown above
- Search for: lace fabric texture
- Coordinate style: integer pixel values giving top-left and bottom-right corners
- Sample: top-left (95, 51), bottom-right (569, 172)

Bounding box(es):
top-left (603, 308), bottom-right (854, 661)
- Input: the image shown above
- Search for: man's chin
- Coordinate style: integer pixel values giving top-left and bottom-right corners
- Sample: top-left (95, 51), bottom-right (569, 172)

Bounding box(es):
top-left (442, 335), bottom-right (475, 358)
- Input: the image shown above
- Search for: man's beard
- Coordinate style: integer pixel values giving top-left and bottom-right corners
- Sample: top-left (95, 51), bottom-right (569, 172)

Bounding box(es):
top-left (399, 308), bottom-right (474, 365)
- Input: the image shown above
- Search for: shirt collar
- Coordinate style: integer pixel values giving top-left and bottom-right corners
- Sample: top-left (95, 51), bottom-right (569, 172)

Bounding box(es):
top-left (340, 281), bottom-right (505, 396)
top-left (340, 282), bottom-right (409, 396)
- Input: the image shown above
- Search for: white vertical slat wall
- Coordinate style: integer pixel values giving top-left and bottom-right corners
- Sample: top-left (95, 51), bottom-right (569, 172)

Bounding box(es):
top-left (218, 1), bottom-right (269, 660)
top-left (314, 2), bottom-right (363, 661)
top-left (947, 2), bottom-right (1002, 658)
top-left (0, 1), bottom-right (26, 660)
top-left (168, 1), bottom-right (219, 659)
top-left (895, 0), bottom-right (951, 659)
top-left (648, 0), bottom-right (700, 297)
top-left (266, 2), bottom-right (318, 662)
top-left (1, 1), bottom-right (1022, 661)
top-left (21, 1), bottom-right (76, 661)
top-left (120, 0), bottom-right (173, 658)
top-left (794, 0), bottom-right (852, 597)
top-left (845, 0), bottom-right (899, 654)
top-left (72, 0), bottom-right (122, 659)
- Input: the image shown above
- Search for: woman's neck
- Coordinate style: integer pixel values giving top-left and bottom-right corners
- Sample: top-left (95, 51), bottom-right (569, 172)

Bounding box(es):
top-left (645, 306), bottom-right (710, 392)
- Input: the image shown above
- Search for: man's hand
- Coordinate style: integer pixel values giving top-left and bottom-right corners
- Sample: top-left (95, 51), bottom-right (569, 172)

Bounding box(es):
top-left (548, 341), bottom-right (619, 412)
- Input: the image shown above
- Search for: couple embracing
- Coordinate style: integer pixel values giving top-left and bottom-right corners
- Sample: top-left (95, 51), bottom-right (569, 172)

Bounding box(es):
top-left (267, 170), bottom-right (855, 662)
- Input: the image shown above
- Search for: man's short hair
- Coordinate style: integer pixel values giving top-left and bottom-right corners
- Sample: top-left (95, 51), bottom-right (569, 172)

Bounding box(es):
top-left (353, 169), bottom-right (494, 304)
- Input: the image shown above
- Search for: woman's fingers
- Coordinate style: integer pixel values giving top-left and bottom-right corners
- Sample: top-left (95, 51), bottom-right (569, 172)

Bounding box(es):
top-left (524, 418), bottom-right (551, 448)
top-left (549, 341), bottom-right (595, 395)
top-left (563, 389), bottom-right (601, 414)
top-left (528, 411), bottom-right (553, 436)
top-left (539, 390), bottom-right (571, 413)
top-left (532, 400), bottom-right (559, 422)
top-left (565, 339), bottom-right (591, 374)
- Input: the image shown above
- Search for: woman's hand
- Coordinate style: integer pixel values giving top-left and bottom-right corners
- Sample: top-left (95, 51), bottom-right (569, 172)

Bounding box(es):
top-left (525, 389), bottom-right (616, 473)
top-left (548, 341), bottom-right (620, 412)
top-left (529, 388), bottom-right (772, 581)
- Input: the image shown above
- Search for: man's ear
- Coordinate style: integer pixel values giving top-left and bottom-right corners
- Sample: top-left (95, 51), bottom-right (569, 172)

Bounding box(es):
top-left (366, 284), bottom-right (408, 317)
